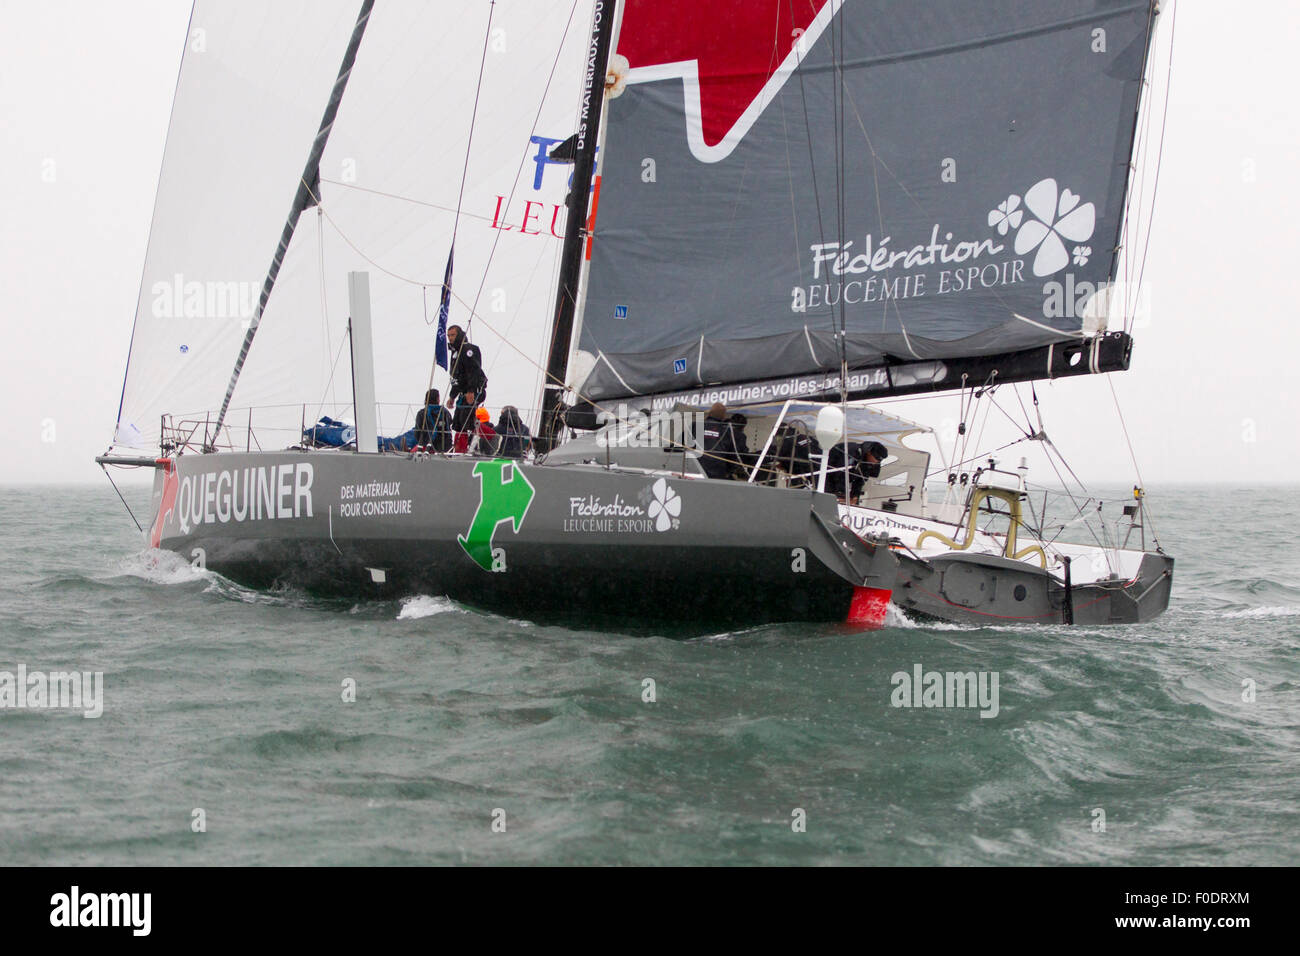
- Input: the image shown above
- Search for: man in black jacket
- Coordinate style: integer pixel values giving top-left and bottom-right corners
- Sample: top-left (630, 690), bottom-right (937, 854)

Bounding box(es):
top-left (826, 439), bottom-right (887, 504)
top-left (774, 421), bottom-right (820, 488)
top-left (446, 324), bottom-right (488, 433)
top-left (698, 402), bottom-right (742, 479)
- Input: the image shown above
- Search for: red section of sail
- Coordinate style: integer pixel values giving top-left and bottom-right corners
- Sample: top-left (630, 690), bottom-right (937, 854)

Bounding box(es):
top-left (847, 585), bottom-right (890, 629)
top-left (618, 0), bottom-right (829, 148)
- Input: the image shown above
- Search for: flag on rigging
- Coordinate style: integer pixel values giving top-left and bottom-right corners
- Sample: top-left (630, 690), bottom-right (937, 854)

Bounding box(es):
top-left (435, 246), bottom-right (453, 370)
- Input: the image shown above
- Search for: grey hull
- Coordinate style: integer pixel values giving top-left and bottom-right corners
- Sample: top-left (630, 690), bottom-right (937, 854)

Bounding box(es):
top-left (148, 451), bottom-right (896, 630)
top-left (891, 550), bottom-right (1175, 626)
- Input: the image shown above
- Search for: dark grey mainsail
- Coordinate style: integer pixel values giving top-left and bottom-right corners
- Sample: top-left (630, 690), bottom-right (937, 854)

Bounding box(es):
top-left (576, 0), bottom-right (1156, 403)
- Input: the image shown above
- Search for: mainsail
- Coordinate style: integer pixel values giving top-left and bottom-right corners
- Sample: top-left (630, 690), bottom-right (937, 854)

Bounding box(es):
top-left (575, 0), bottom-right (1157, 405)
top-left (112, 0), bottom-right (596, 453)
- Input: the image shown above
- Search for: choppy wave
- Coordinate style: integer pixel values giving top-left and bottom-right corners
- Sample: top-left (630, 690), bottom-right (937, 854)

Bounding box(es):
top-left (4, 483), bottom-right (1300, 866)
top-left (1221, 605), bottom-right (1300, 619)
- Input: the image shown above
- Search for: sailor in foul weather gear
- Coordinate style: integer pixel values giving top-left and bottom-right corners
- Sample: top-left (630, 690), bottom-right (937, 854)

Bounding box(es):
top-left (698, 402), bottom-right (742, 479)
top-left (413, 388), bottom-right (453, 453)
top-left (446, 324), bottom-right (488, 433)
top-left (773, 420), bottom-right (820, 487)
top-left (470, 405), bottom-right (500, 456)
top-left (495, 406), bottom-right (532, 459)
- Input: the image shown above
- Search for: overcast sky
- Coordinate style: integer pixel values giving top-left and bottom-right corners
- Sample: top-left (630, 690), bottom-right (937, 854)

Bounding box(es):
top-left (2, 0), bottom-right (1297, 488)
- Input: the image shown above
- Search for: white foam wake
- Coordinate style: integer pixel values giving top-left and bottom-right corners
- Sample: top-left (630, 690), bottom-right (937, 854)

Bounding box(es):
top-left (116, 549), bottom-right (210, 586)
top-left (885, 603), bottom-right (975, 631)
top-left (396, 595), bottom-right (462, 620)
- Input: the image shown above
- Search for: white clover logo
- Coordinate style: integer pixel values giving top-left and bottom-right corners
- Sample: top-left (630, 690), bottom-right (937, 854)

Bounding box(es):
top-left (1072, 245), bottom-right (1091, 267)
top-left (987, 194), bottom-right (1024, 236)
top-left (1012, 178), bottom-right (1096, 277)
top-left (646, 477), bottom-right (681, 532)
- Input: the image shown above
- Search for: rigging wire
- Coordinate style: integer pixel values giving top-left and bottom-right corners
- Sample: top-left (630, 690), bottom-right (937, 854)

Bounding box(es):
top-left (986, 389), bottom-right (1035, 440)
top-left (831, 0), bottom-right (854, 493)
top-left (309, 328), bottom-right (354, 434)
top-left (788, 0), bottom-right (843, 399)
top-left (774, 14), bottom-right (807, 316)
top-left (1130, 0), bottom-right (1177, 327)
top-left (1107, 372), bottom-right (1160, 546)
top-left (421, 0), bottom-right (500, 402)
top-left (318, 204), bottom-right (543, 367)
top-left (1119, 0), bottom-right (1160, 329)
top-left (465, 0), bottom-right (582, 325)
top-left (317, 177), bottom-right (500, 223)
top-left (316, 204), bottom-right (615, 443)
top-left (1012, 382), bottom-right (1035, 435)
top-left (100, 465), bottom-right (144, 534)
top-left (430, 0), bottom-right (584, 404)
top-left (968, 390), bottom-right (995, 473)
top-left (928, 433), bottom-right (1037, 480)
top-left (448, 0), bottom-right (496, 258)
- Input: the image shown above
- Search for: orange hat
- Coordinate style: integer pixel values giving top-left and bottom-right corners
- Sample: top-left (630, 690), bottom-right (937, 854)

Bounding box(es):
top-left (475, 406), bottom-right (490, 422)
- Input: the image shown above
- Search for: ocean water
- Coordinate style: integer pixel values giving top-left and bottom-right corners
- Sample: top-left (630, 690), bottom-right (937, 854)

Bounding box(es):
top-left (1, 482), bottom-right (1296, 866)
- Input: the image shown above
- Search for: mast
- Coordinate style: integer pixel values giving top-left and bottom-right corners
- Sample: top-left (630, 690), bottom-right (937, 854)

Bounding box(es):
top-left (207, 0), bottom-right (375, 451)
top-left (538, 0), bottom-right (619, 453)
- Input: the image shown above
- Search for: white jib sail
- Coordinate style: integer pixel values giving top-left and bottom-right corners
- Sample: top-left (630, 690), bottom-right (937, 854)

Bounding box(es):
top-left (113, 0), bottom-right (596, 453)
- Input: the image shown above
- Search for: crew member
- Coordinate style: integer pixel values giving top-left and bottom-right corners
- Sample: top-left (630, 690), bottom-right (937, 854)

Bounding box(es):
top-left (826, 439), bottom-right (887, 504)
top-left (729, 412), bottom-right (752, 476)
top-left (774, 420), bottom-right (820, 487)
top-left (470, 405), bottom-right (499, 456)
top-left (495, 406), bottom-right (532, 459)
top-left (413, 388), bottom-right (453, 452)
top-left (446, 324), bottom-right (488, 433)
top-left (698, 402), bottom-right (742, 479)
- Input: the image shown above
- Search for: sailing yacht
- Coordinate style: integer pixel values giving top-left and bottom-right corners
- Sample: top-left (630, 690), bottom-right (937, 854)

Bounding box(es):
top-left (98, 0), bottom-right (897, 629)
top-left (98, 0), bottom-right (1172, 629)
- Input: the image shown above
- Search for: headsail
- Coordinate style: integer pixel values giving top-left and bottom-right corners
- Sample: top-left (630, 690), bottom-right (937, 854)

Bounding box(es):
top-left (112, 0), bottom-right (595, 453)
top-left (575, 0), bottom-right (1157, 403)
